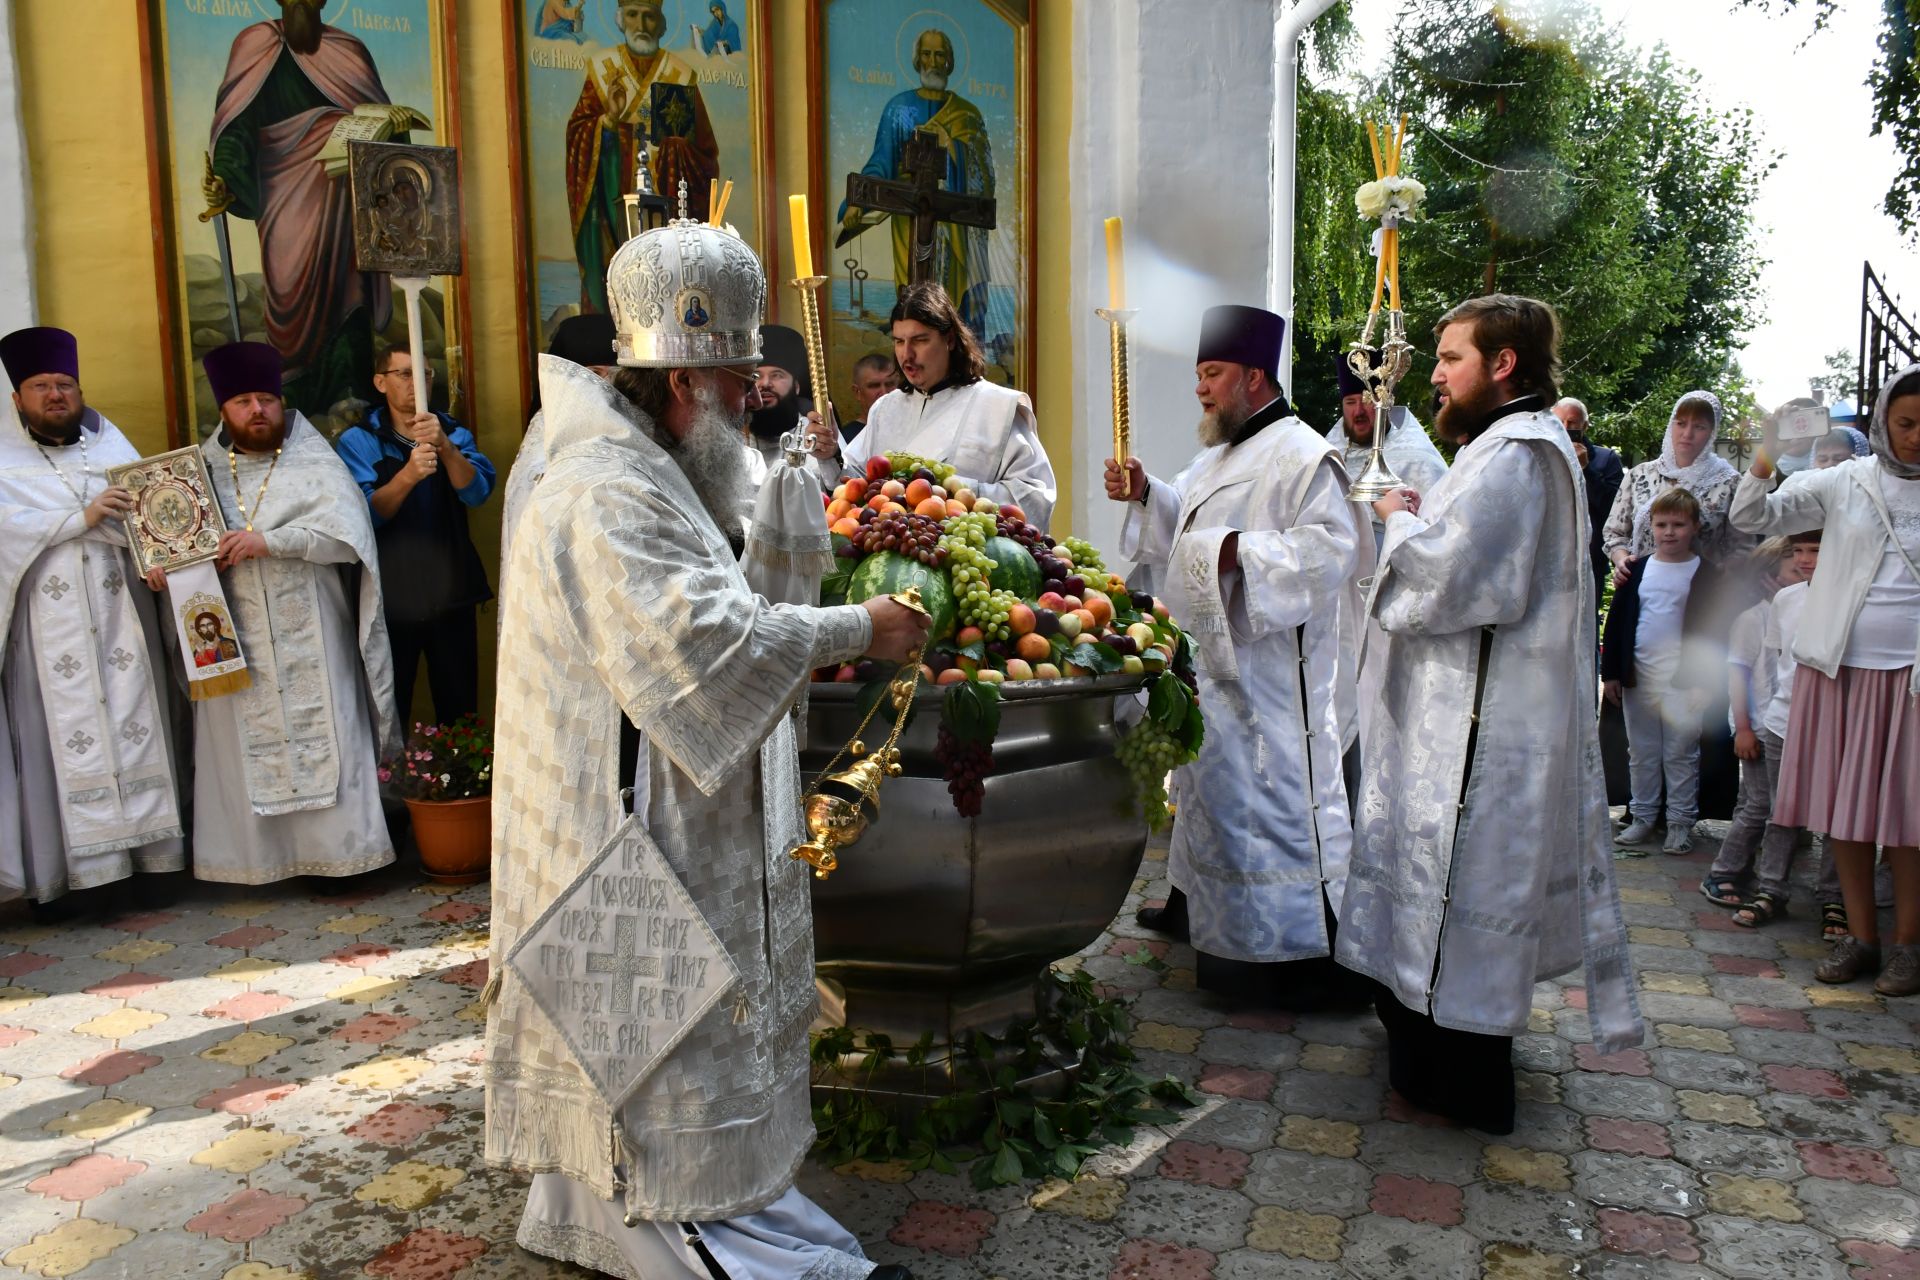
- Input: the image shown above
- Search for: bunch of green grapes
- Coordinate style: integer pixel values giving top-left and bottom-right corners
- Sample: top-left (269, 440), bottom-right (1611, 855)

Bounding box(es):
top-left (1116, 719), bottom-right (1185, 831)
top-left (884, 451), bottom-right (957, 486)
top-left (940, 513), bottom-right (1016, 639)
top-left (1060, 536), bottom-right (1106, 574)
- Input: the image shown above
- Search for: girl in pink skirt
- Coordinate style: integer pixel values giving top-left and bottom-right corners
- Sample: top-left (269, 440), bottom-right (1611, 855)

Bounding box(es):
top-left (1728, 364), bottom-right (1920, 997)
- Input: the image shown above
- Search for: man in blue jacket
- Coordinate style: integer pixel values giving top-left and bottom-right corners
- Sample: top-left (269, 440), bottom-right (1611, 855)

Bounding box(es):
top-left (336, 346), bottom-right (495, 726)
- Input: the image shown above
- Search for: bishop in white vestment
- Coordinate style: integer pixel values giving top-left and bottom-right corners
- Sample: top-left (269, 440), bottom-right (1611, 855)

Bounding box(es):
top-left (0, 327), bottom-right (184, 904)
top-left (179, 342), bottom-right (398, 885)
top-left (491, 222), bottom-right (926, 1280)
top-left (1114, 306), bottom-right (1374, 1008)
top-left (810, 282), bottom-right (1055, 528)
top-left (1336, 296), bottom-right (1642, 1134)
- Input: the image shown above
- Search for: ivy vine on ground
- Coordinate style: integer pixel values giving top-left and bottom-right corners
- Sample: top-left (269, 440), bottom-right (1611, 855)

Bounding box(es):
top-left (809, 969), bottom-right (1200, 1189)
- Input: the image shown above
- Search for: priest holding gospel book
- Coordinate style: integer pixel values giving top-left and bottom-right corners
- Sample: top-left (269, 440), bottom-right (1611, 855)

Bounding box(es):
top-left (807, 282), bottom-right (1057, 531)
top-left (0, 327), bottom-right (186, 909)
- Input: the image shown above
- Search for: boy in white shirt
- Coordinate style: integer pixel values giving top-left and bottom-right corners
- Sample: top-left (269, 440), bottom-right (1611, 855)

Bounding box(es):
top-left (1602, 489), bottom-right (1722, 853)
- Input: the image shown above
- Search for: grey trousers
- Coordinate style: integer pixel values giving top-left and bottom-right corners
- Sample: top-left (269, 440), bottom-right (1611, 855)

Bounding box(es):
top-left (1711, 729), bottom-right (1839, 903)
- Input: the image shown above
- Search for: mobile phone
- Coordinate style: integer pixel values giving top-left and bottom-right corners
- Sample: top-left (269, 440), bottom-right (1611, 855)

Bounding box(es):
top-left (1778, 405), bottom-right (1830, 443)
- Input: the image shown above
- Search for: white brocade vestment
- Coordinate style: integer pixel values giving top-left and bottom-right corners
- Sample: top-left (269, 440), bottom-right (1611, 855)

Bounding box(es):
top-left (487, 358), bottom-right (874, 1234)
top-left (187, 413), bottom-right (398, 884)
top-left (1336, 408), bottom-right (1644, 1055)
top-left (828, 379), bottom-right (1056, 529)
top-left (1120, 409), bottom-right (1372, 964)
top-left (0, 408), bottom-right (184, 902)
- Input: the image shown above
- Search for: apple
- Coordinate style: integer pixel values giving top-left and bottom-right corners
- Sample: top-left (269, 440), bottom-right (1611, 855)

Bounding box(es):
top-left (1056, 611), bottom-right (1082, 639)
top-left (1033, 662), bottom-right (1061, 680)
top-left (865, 456), bottom-right (891, 482)
top-left (1127, 622), bottom-right (1156, 649)
top-left (1065, 662), bottom-right (1092, 678)
top-left (936, 667), bottom-right (968, 686)
top-left (1140, 649), bottom-right (1167, 671)
top-left (1004, 658), bottom-right (1033, 681)
top-left (974, 668), bottom-right (1004, 685)
top-left (1037, 591), bottom-right (1068, 612)
top-left (973, 498), bottom-right (999, 514)
top-left (1122, 654), bottom-right (1145, 675)
top-left (1000, 503), bottom-right (1026, 521)
top-left (931, 485), bottom-right (948, 500)
top-left (881, 479), bottom-right (908, 499)
top-left (956, 625), bottom-right (985, 648)
top-left (919, 664), bottom-right (937, 682)
top-left (1063, 595), bottom-right (1082, 611)
top-left (1154, 603), bottom-right (1171, 621)
top-left (952, 488), bottom-right (977, 507)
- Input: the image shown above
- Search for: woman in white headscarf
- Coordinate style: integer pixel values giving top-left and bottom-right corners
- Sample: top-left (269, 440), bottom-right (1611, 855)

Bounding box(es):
top-left (1602, 391), bottom-right (1744, 584)
top-left (1729, 364), bottom-right (1920, 997)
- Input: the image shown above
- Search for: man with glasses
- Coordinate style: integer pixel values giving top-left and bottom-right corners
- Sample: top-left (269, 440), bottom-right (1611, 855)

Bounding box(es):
top-left (336, 344), bottom-right (495, 725)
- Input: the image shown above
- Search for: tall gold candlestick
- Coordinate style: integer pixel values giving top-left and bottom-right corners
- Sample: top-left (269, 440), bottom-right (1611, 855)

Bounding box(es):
top-left (792, 274), bottom-right (833, 428)
top-left (1095, 306), bottom-right (1138, 466)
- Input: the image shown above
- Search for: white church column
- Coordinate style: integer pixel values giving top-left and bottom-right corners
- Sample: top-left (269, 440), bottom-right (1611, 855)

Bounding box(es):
top-left (0, 0), bottom-right (34, 332)
top-left (1069, 0), bottom-right (1280, 552)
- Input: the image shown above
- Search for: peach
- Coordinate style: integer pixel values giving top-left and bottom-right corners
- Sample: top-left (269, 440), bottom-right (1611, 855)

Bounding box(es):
top-left (881, 479), bottom-right (908, 499)
top-left (974, 668), bottom-right (1004, 685)
top-left (1036, 591), bottom-right (1068, 612)
top-left (936, 667), bottom-right (969, 686)
top-left (827, 499), bottom-right (852, 520)
top-left (956, 625), bottom-right (985, 647)
top-left (914, 496), bottom-right (950, 519)
top-left (952, 488), bottom-right (977, 507)
top-left (867, 494), bottom-right (893, 511)
top-left (883, 502), bottom-right (907, 515)
top-left (1033, 662), bottom-right (1062, 680)
top-left (844, 477), bottom-right (868, 502)
top-left (1007, 602), bottom-right (1036, 636)
top-left (999, 504), bottom-right (1025, 521)
top-left (947, 500), bottom-right (970, 518)
top-left (904, 478), bottom-right (934, 506)
top-left (1071, 608), bottom-right (1098, 633)
top-left (1015, 631), bottom-right (1051, 663)
top-left (1082, 592), bottom-right (1114, 628)
top-left (829, 517), bottom-right (860, 538)
top-left (1003, 658), bottom-right (1033, 681)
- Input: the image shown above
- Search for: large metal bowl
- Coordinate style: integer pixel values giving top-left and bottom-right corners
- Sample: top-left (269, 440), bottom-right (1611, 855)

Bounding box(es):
top-left (803, 675), bottom-right (1149, 1102)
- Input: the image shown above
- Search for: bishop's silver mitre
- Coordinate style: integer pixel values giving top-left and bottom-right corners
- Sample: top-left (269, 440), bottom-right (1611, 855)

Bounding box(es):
top-left (608, 213), bottom-right (766, 369)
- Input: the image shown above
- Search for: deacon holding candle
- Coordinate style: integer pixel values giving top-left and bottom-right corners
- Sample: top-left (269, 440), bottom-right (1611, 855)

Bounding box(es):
top-left (1107, 304), bottom-right (1376, 1011)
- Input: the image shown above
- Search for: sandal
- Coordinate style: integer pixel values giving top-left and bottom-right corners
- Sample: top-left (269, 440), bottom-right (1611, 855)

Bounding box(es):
top-left (1820, 902), bottom-right (1848, 942)
top-left (1733, 893), bottom-right (1786, 929)
top-left (1699, 876), bottom-right (1745, 908)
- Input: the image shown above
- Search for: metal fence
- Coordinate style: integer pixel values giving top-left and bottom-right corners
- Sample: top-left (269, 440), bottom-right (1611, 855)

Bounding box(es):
top-left (1860, 261), bottom-right (1919, 413)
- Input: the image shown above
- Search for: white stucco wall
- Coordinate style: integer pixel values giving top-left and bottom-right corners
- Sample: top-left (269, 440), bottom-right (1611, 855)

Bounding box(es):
top-left (0, 0), bottom-right (34, 331)
top-left (1069, 0), bottom-right (1280, 556)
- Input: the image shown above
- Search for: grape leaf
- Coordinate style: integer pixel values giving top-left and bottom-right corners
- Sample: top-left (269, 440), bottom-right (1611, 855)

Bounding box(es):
top-left (942, 681), bottom-right (1002, 745)
top-left (1145, 672), bottom-right (1191, 730)
top-left (1179, 696), bottom-right (1206, 757)
top-left (1071, 642), bottom-right (1126, 676)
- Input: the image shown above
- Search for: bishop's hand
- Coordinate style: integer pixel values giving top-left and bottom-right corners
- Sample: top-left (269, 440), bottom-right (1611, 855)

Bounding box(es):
top-left (804, 409), bottom-right (839, 460)
top-left (860, 596), bottom-right (932, 665)
top-left (216, 530), bottom-right (270, 570)
top-left (1104, 457), bottom-right (1146, 503)
top-left (143, 567), bottom-right (168, 594)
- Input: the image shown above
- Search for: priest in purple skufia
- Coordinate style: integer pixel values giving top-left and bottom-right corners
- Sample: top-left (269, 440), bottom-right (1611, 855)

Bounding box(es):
top-left (1109, 304), bottom-right (1375, 1012)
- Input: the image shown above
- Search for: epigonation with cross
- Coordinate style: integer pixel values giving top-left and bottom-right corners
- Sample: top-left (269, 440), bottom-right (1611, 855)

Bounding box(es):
top-left (839, 126), bottom-right (995, 285)
top-left (584, 915), bottom-right (662, 1017)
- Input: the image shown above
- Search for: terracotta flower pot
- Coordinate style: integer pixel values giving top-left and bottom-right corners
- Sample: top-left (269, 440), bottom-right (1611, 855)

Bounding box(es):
top-left (406, 795), bottom-right (491, 885)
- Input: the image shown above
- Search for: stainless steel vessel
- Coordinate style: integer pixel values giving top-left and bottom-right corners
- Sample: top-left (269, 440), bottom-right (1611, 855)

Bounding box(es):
top-left (804, 675), bottom-right (1149, 1107)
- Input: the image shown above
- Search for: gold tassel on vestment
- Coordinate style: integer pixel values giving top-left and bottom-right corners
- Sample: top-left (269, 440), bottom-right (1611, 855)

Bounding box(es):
top-left (187, 669), bottom-right (253, 701)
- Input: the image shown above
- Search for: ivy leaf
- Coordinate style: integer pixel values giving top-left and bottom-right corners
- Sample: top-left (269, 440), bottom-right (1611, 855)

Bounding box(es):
top-left (990, 1144), bottom-right (1023, 1185)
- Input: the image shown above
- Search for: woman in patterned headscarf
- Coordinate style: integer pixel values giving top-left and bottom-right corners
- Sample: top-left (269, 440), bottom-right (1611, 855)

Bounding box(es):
top-left (1729, 364), bottom-right (1920, 997)
top-left (1602, 390), bottom-right (1744, 585)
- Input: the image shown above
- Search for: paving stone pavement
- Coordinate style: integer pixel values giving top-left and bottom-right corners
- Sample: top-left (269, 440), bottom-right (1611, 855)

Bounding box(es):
top-left (0, 823), bottom-right (1916, 1278)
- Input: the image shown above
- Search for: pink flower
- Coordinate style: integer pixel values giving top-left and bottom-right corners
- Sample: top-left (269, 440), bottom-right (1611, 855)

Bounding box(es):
top-left (377, 767), bottom-right (391, 783)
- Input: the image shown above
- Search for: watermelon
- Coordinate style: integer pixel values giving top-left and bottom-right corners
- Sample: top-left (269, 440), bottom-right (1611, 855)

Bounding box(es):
top-left (847, 551), bottom-right (958, 641)
top-left (982, 536), bottom-right (1042, 600)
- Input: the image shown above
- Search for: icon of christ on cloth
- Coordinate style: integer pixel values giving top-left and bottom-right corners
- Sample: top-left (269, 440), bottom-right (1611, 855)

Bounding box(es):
top-left (564, 2), bottom-right (720, 313)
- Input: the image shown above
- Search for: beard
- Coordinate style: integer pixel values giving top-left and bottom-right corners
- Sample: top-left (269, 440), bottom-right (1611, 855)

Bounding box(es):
top-left (20, 400), bottom-right (85, 445)
top-left (226, 411), bottom-right (288, 453)
top-left (625, 26), bottom-right (661, 55)
top-left (1433, 378), bottom-right (1502, 444)
top-left (747, 390), bottom-right (800, 442)
top-left (281, 0), bottom-right (323, 55)
top-left (1197, 399), bottom-right (1248, 449)
top-left (919, 67), bottom-right (950, 91)
top-left (676, 386), bottom-right (751, 533)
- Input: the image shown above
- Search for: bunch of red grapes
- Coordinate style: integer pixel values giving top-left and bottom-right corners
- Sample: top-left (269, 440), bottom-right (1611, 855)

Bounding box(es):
top-left (934, 724), bottom-right (994, 817)
top-left (847, 511), bottom-right (948, 568)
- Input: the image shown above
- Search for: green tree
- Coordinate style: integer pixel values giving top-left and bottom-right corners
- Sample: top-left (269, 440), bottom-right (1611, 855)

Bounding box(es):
top-left (1809, 346), bottom-right (1861, 401)
top-left (1364, 0), bottom-right (1770, 458)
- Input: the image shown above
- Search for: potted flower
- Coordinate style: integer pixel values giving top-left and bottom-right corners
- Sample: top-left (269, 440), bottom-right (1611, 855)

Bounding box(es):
top-left (381, 713), bottom-right (492, 884)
